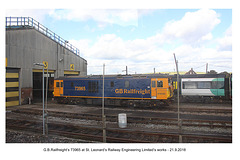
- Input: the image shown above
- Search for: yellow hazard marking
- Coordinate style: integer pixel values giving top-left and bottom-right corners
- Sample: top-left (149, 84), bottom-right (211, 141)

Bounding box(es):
top-left (6, 91), bottom-right (19, 98)
top-left (6, 101), bottom-right (19, 107)
top-left (6, 73), bottom-right (19, 78)
top-left (6, 82), bottom-right (19, 87)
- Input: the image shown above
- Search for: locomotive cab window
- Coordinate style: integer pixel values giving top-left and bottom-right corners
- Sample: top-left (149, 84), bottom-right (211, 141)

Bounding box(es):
top-left (157, 81), bottom-right (163, 87)
top-left (56, 82), bottom-right (59, 87)
top-left (168, 79), bottom-right (173, 86)
top-left (61, 82), bottom-right (63, 87)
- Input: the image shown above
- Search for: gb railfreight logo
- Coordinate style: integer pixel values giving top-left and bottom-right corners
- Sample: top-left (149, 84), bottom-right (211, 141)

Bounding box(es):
top-left (115, 89), bottom-right (150, 95)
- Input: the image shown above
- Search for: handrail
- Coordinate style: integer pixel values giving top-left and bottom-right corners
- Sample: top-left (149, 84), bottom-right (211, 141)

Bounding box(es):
top-left (6, 17), bottom-right (80, 57)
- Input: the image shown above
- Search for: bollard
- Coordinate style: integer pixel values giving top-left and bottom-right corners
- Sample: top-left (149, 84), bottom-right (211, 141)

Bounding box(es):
top-left (118, 113), bottom-right (127, 128)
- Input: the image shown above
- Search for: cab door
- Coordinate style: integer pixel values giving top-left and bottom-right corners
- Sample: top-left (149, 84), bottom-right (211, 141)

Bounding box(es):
top-left (151, 78), bottom-right (168, 100)
top-left (54, 80), bottom-right (63, 96)
top-left (151, 79), bottom-right (157, 99)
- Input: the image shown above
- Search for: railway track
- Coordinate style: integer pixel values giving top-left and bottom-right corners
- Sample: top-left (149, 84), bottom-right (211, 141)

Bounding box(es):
top-left (6, 118), bottom-right (231, 143)
top-left (9, 108), bottom-right (232, 129)
top-left (6, 106), bottom-right (232, 143)
top-left (74, 104), bottom-right (232, 115)
top-left (169, 107), bottom-right (231, 114)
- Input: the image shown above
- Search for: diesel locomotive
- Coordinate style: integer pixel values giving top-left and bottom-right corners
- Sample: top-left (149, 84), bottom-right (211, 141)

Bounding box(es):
top-left (53, 74), bottom-right (174, 107)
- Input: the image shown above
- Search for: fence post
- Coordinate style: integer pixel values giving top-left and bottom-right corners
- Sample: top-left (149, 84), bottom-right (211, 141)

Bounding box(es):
top-left (102, 63), bottom-right (106, 143)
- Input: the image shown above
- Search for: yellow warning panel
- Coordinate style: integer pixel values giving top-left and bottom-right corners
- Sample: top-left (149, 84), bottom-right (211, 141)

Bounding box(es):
top-left (43, 61), bottom-right (48, 69)
top-left (64, 71), bottom-right (79, 75)
top-left (6, 91), bottom-right (19, 98)
top-left (6, 73), bottom-right (19, 78)
top-left (6, 82), bottom-right (19, 87)
top-left (6, 101), bottom-right (19, 107)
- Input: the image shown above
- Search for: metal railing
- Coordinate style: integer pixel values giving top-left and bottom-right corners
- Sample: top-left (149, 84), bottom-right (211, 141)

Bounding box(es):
top-left (6, 17), bottom-right (80, 56)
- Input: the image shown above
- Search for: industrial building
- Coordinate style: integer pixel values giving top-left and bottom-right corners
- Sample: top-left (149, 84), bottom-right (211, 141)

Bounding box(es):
top-left (5, 17), bottom-right (87, 107)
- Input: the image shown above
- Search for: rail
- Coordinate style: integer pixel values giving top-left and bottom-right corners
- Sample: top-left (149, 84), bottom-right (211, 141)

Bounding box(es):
top-left (6, 17), bottom-right (80, 56)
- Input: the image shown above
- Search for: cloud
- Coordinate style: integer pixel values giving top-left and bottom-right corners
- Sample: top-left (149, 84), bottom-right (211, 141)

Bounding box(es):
top-left (70, 33), bottom-right (176, 74)
top-left (71, 33), bottom-right (169, 62)
top-left (217, 36), bottom-right (232, 51)
top-left (49, 9), bottom-right (139, 27)
top-left (225, 24), bottom-right (232, 36)
top-left (5, 9), bottom-right (53, 23)
top-left (88, 34), bottom-right (128, 60)
top-left (217, 25), bottom-right (232, 51)
top-left (162, 9), bottom-right (220, 44)
top-left (70, 28), bottom-right (232, 74)
top-left (201, 33), bottom-right (213, 41)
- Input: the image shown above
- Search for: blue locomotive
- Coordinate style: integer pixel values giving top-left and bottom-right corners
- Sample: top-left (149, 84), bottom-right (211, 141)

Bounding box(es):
top-left (54, 75), bottom-right (174, 107)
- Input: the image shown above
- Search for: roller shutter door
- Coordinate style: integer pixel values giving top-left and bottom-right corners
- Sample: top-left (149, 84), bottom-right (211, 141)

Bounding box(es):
top-left (6, 68), bottom-right (19, 107)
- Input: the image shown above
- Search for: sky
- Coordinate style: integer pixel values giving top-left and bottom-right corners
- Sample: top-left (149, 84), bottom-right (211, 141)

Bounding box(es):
top-left (5, 9), bottom-right (232, 75)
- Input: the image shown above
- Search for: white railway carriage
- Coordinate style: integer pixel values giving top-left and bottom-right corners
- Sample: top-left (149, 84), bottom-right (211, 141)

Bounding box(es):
top-left (181, 78), bottom-right (225, 96)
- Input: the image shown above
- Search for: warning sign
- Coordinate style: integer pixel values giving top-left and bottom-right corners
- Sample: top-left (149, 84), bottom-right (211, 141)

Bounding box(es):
top-left (70, 64), bottom-right (74, 70)
top-left (43, 61), bottom-right (48, 69)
